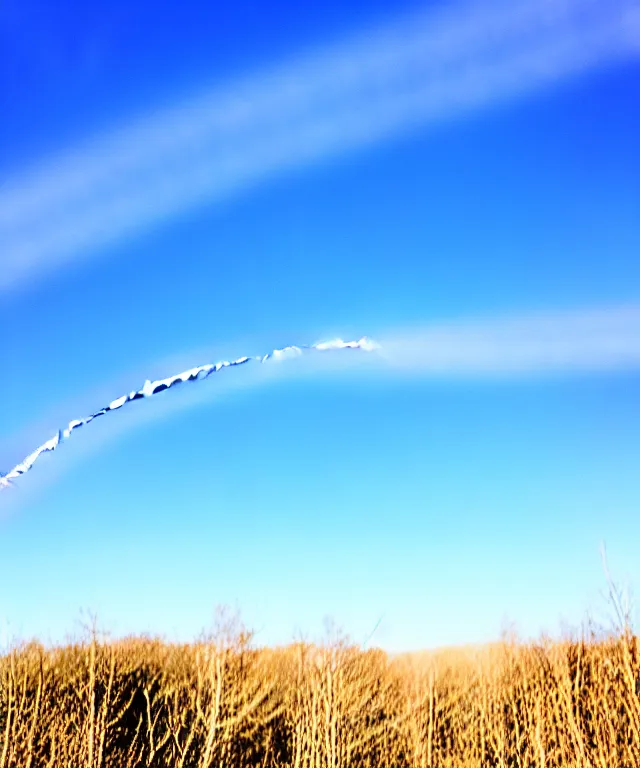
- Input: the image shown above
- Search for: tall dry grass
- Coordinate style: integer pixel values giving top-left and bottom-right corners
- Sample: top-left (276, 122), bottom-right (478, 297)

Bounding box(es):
top-left (2, 596), bottom-right (640, 767)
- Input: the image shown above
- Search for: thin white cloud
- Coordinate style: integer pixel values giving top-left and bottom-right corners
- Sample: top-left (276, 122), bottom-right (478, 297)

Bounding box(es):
top-left (1, 0), bottom-right (638, 290)
top-left (374, 303), bottom-right (640, 377)
top-left (1, 303), bottom-right (639, 516)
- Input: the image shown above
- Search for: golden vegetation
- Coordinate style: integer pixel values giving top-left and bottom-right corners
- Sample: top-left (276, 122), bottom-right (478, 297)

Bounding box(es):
top-left (1, 608), bottom-right (639, 767)
top-left (1, 573), bottom-right (639, 768)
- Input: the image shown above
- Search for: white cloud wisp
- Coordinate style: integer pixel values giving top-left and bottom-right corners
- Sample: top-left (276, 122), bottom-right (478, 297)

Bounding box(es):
top-left (1, 0), bottom-right (639, 290)
top-left (1, 303), bottom-right (639, 505)
top-left (375, 304), bottom-right (640, 377)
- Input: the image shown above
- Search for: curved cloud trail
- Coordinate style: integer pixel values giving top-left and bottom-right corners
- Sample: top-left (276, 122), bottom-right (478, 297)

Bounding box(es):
top-left (1, 303), bottom-right (638, 499)
top-left (0, 338), bottom-right (378, 489)
top-left (2, 0), bottom-right (639, 291)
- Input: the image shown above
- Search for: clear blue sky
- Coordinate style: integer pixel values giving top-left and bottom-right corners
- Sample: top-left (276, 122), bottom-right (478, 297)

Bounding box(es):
top-left (1, 0), bottom-right (639, 652)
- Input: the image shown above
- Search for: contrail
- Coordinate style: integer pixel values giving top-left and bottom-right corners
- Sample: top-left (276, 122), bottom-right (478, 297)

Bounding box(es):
top-left (1, 0), bottom-right (638, 290)
top-left (2, 303), bottom-right (638, 495)
top-left (0, 338), bottom-right (378, 489)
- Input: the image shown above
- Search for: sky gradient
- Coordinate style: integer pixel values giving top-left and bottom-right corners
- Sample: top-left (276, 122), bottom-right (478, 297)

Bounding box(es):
top-left (1, 0), bottom-right (639, 653)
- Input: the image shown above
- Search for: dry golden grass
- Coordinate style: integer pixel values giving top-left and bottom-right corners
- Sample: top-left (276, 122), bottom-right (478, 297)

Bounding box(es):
top-left (2, 600), bottom-right (640, 767)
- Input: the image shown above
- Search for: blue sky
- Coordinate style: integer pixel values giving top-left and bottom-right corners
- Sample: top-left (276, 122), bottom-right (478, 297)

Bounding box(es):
top-left (1, 0), bottom-right (639, 652)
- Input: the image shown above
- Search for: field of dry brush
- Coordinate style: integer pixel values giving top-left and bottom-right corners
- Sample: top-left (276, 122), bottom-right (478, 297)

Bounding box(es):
top-left (2, 599), bottom-right (640, 768)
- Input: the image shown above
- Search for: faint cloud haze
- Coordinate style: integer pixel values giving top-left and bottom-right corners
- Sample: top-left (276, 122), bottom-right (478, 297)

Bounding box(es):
top-left (1, 0), bottom-right (639, 291)
top-left (376, 304), bottom-right (640, 377)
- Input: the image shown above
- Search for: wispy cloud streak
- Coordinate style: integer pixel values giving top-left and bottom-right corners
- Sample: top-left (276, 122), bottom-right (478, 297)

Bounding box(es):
top-left (0, 303), bottom-right (638, 510)
top-left (1, 0), bottom-right (638, 290)
top-left (0, 338), bottom-right (377, 490)
top-left (376, 304), bottom-right (640, 377)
